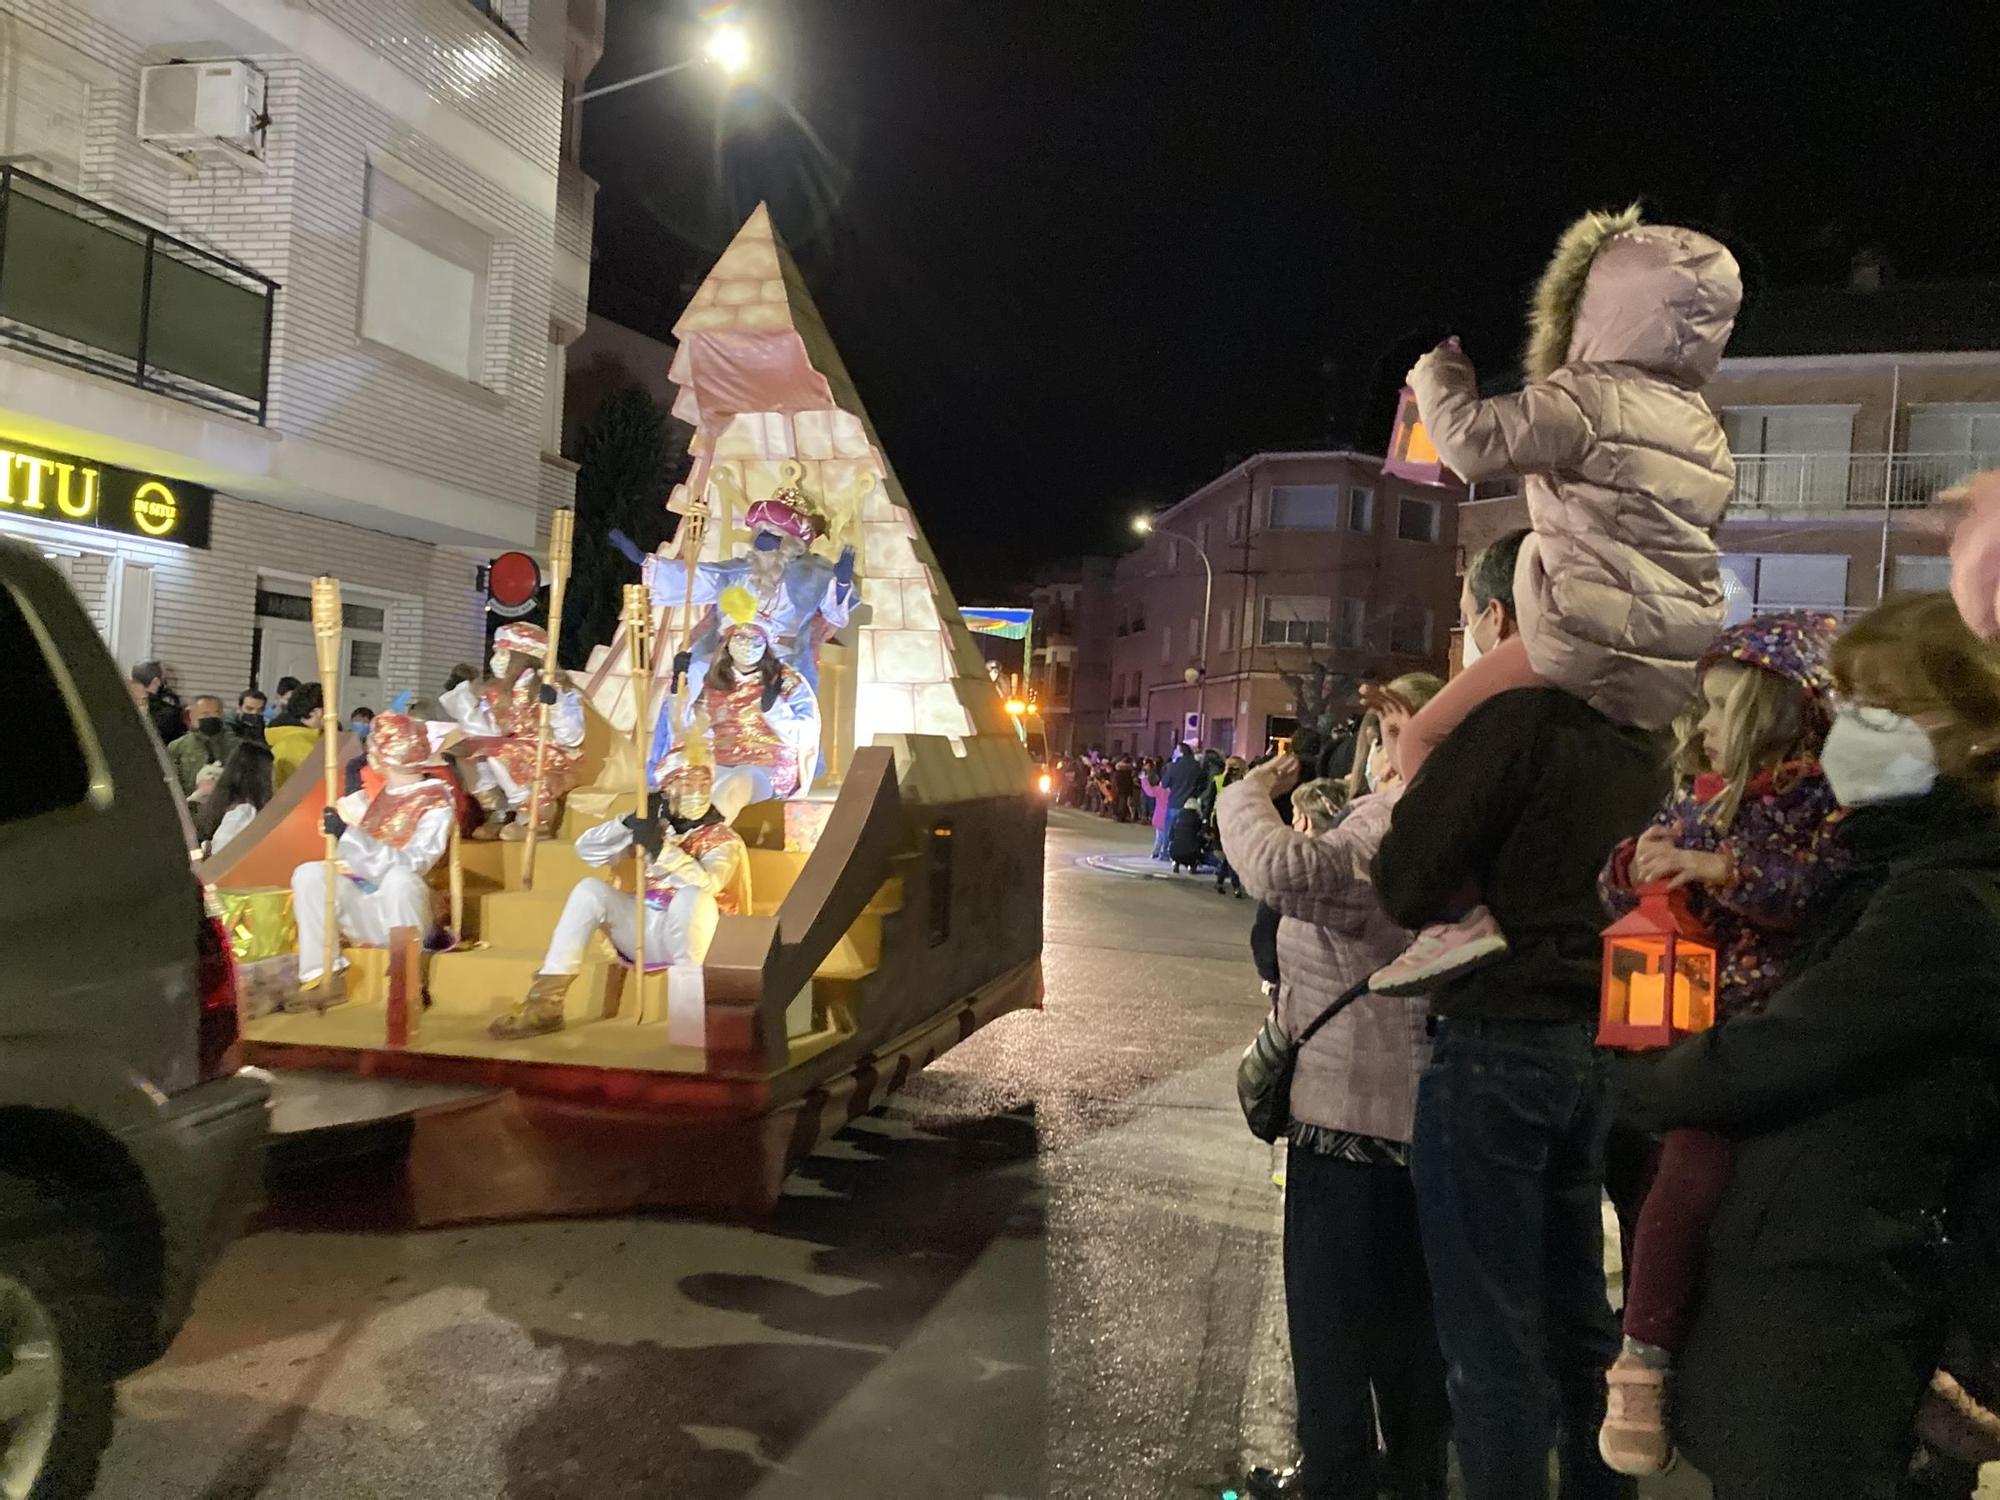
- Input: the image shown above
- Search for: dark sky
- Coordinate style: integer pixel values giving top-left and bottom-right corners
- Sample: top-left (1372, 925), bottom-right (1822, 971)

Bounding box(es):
top-left (583, 2), bottom-right (2000, 597)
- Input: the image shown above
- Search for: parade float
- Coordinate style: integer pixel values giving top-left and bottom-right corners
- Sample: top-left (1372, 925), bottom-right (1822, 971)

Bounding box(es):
top-left (202, 206), bottom-right (1045, 1221)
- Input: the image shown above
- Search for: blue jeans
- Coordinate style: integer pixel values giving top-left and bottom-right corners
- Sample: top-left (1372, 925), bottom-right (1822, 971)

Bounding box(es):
top-left (1411, 1019), bottom-right (1631, 1500)
top-left (1151, 823), bottom-right (1170, 859)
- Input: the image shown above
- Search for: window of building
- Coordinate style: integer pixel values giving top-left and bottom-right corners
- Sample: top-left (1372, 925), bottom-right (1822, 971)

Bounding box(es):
top-left (540, 337), bottom-right (566, 454)
top-left (1718, 551), bottom-right (1850, 625)
top-left (1891, 554), bottom-right (1952, 595)
top-left (0, 580), bottom-right (91, 822)
top-left (1187, 616), bottom-right (1200, 661)
top-left (1339, 596), bottom-right (1367, 650)
top-left (1347, 487), bottom-right (1375, 533)
top-left (1218, 607), bottom-right (1234, 653)
top-left (1907, 404), bottom-right (2000, 466)
top-left (1396, 496), bottom-right (1441, 543)
top-left (1260, 595), bottom-right (1332, 647)
top-left (1389, 604), bottom-right (1434, 656)
top-left (1268, 484), bottom-right (1340, 529)
top-left (1052, 662), bottom-right (1072, 698)
top-left (0, 48), bottom-right (89, 187)
top-left (1131, 602), bottom-right (1145, 633)
top-left (1166, 539), bottom-right (1178, 570)
top-left (1723, 406), bottom-right (1857, 509)
top-left (1161, 627), bottom-right (1171, 664)
top-left (1196, 520), bottom-right (1211, 556)
top-left (361, 165), bottom-right (494, 383)
top-left (1212, 719), bottom-right (1234, 756)
top-left (1229, 502), bottom-right (1248, 541)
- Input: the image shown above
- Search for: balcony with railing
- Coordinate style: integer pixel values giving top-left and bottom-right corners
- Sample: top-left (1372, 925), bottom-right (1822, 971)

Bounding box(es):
top-left (0, 167), bottom-right (276, 423)
top-left (1729, 452), bottom-right (1989, 514)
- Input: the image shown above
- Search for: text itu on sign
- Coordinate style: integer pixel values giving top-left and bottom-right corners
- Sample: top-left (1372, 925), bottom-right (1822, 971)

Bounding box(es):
top-left (0, 437), bottom-right (213, 548)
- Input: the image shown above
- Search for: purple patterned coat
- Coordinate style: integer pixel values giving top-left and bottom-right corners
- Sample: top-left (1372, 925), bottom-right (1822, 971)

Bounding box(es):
top-left (1600, 761), bottom-right (1847, 1022)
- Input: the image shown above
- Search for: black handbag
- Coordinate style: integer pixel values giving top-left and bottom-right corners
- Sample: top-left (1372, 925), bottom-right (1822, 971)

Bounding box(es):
top-left (1236, 977), bottom-right (1372, 1144)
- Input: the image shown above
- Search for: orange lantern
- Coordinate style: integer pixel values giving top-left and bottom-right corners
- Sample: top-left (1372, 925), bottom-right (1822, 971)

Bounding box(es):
top-left (1382, 386), bottom-right (1461, 488)
top-left (1598, 884), bottom-right (1719, 1051)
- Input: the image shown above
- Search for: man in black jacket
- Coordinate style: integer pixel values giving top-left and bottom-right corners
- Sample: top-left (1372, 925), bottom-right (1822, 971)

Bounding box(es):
top-left (1373, 663), bottom-right (1669, 1494)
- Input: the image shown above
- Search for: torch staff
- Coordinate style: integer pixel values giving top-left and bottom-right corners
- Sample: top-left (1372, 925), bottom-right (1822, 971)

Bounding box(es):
top-left (309, 576), bottom-right (343, 994)
top-left (520, 507), bottom-right (575, 890)
top-left (623, 584), bottom-right (654, 1019)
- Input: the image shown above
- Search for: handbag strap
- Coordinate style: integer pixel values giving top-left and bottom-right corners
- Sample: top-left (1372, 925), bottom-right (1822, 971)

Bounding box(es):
top-left (1292, 976), bottom-right (1374, 1048)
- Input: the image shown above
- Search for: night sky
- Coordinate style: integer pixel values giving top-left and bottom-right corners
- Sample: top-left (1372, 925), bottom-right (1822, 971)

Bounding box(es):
top-left (583, 2), bottom-right (2000, 596)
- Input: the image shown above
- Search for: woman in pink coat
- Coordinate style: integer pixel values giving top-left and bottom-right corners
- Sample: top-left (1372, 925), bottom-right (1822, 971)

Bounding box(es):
top-left (1142, 758), bottom-right (1172, 860)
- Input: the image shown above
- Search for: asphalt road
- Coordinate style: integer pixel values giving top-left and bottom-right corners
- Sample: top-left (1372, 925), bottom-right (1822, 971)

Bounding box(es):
top-left (96, 810), bottom-right (1297, 1500)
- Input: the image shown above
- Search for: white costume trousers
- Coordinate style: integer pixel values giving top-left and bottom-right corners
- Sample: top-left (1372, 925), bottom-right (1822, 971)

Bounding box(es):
top-left (292, 864), bottom-right (434, 982)
top-left (539, 877), bottom-right (721, 975)
top-left (710, 766), bottom-right (781, 823)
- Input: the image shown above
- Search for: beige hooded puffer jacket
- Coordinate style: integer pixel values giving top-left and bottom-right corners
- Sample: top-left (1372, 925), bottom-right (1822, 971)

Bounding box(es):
top-left (1409, 207), bottom-right (1743, 731)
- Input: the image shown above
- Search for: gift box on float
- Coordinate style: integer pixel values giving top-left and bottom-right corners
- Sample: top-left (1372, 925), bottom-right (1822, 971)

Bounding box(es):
top-left (216, 887), bottom-right (297, 1020)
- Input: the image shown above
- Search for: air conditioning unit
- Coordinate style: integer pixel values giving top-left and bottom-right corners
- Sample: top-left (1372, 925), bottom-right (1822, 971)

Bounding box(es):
top-left (138, 61), bottom-right (266, 161)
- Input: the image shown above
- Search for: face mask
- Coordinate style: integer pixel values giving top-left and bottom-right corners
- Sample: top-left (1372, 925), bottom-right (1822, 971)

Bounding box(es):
top-left (752, 531), bottom-right (782, 553)
top-left (728, 634), bottom-right (766, 670)
top-left (352, 720), bottom-right (371, 738)
top-left (1460, 602), bottom-right (1497, 669)
top-left (1822, 707), bottom-right (1939, 807)
top-left (197, 716), bottom-right (224, 736)
top-left (489, 653), bottom-right (508, 679)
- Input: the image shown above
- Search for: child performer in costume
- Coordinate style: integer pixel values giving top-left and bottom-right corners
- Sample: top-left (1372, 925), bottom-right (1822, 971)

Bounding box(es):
top-left (1372, 205), bottom-right (1744, 996)
top-left (438, 621), bottom-right (584, 841)
top-left (291, 712), bottom-right (454, 1005)
top-left (1593, 614), bottom-right (1846, 1475)
top-left (622, 486), bottom-right (857, 701)
top-left (654, 593), bottom-right (822, 822)
top-left (488, 752), bottom-right (748, 1040)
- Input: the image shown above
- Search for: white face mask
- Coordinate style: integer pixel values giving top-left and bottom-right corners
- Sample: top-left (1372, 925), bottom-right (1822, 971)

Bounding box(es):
top-left (728, 632), bottom-right (767, 670)
top-left (1822, 707), bottom-right (1939, 807)
top-left (1459, 627), bottom-right (1483, 669)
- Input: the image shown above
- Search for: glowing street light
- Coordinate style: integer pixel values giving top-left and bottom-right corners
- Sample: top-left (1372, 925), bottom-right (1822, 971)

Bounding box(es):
top-left (1132, 511), bottom-right (1213, 746)
top-left (577, 17), bottom-right (759, 103)
top-left (704, 21), bottom-right (753, 80)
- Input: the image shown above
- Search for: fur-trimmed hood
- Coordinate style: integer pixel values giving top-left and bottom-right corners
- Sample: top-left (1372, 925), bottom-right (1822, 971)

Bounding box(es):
top-left (1524, 206), bottom-right (1742, 386)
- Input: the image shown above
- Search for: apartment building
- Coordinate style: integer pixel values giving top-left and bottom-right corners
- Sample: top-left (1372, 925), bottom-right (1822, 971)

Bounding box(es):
top-left (0, 0), bottom-right (603, 712)
top-left (1458, 276), bottom-right (2000, 632)
top-left (1024, 554), bottom-right (1114, 755)
top-left (1101, 451), bottom-right (1460, 759)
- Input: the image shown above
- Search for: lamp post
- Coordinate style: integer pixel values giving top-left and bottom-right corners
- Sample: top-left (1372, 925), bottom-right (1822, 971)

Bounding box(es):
top-left (577, 19), bottom-right (756, 102)
top-left (1133, 515), bottom-right (1212, 748)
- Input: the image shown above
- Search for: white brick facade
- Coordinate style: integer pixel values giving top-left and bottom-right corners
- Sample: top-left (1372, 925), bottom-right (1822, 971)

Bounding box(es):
top-left (0, 0), bottom-right (600, 697)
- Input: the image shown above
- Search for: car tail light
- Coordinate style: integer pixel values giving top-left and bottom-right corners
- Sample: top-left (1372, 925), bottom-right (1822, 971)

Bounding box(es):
top-left (194, 885), bottom-right (242, 1082)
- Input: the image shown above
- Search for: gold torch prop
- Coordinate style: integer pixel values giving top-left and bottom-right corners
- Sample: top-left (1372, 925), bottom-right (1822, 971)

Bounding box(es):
top-left (623, 583), bottom-right (653, 1019)
top-left (668, 488), bottom-right (710, 730)
top-left (310, 576), bottom-right (343, 994)
top-left (519, 506), bottom-right (575, 890)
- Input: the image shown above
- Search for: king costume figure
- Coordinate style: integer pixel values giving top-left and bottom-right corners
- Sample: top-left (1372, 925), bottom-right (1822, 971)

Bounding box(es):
top-left (439, 621), bottom-right (585, 841)
top-left (291, 712), bottom-right (454, 1006)
top-left (624, 485), bottom-right (857, 701)
top-left (487, 754), bottom-right (750, 1041)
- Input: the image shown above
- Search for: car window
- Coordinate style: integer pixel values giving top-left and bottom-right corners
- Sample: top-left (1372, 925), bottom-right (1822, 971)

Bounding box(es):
top-left (0, 580), bottom-right (91, 823)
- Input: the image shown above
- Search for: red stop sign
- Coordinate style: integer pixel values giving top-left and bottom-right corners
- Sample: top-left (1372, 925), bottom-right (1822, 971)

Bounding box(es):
top-left (488, 551), bottom-right (542, 611)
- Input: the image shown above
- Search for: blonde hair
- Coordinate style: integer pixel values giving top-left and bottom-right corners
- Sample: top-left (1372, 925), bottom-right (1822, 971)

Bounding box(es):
top-left (1833, 592), bottom-right (2000, 804)
top-left (1675, 660), bottom-right (1814, 830)
top-left (1292, 778), bottom-right (1349, 833)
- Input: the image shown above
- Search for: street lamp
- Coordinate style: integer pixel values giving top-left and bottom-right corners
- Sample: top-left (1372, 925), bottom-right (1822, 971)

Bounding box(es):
top-left (1133, 513), bottom-right (1212, 747)
top-left (576, 17), bottom-right (757, 102)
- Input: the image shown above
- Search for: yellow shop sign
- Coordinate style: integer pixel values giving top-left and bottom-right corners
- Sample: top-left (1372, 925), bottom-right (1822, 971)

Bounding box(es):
top-left (0, 436), bottom-right (212, 549)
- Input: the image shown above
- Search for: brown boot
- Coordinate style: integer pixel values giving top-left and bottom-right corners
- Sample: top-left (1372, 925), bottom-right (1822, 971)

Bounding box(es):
top-left (499, 791), bottom-right (562, 842)
top-left (284, 967), bottom-right (348, 1014)
top-left (488, 973), bottom-right (572, 1039)
top-left (469, 784), bottom-right (510, 841)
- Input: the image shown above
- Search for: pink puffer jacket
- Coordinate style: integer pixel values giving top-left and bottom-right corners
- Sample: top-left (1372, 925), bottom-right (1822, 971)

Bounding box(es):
top-left (1410, 208), bottom-right (1743, 731)
top-left (1216, 781), bottom-right (1429, 1143)
top-left (1952, 471), bottom-right (2000, 638)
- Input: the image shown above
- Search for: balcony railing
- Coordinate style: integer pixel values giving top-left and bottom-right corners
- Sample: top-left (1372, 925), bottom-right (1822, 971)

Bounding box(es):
top-left (1729, 452), bottom-right (1987, 514)
top-left (0, 167), bottom-right (277, 422)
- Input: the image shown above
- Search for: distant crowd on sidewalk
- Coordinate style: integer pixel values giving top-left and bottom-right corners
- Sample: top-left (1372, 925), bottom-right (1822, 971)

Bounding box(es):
top-left (1217, 206), bottom-right (2000, 1500)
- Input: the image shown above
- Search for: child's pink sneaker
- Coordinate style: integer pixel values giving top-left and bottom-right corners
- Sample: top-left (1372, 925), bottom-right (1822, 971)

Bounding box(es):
top-left (1370, 906), bottom-right (1509, 996)
top-left (1599, 1352), bottom-right (1675, 1475)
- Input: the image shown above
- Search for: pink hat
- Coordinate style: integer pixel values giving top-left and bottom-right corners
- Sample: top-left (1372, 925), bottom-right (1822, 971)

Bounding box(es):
top-left (745, 487), bottom-right (825, 545)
